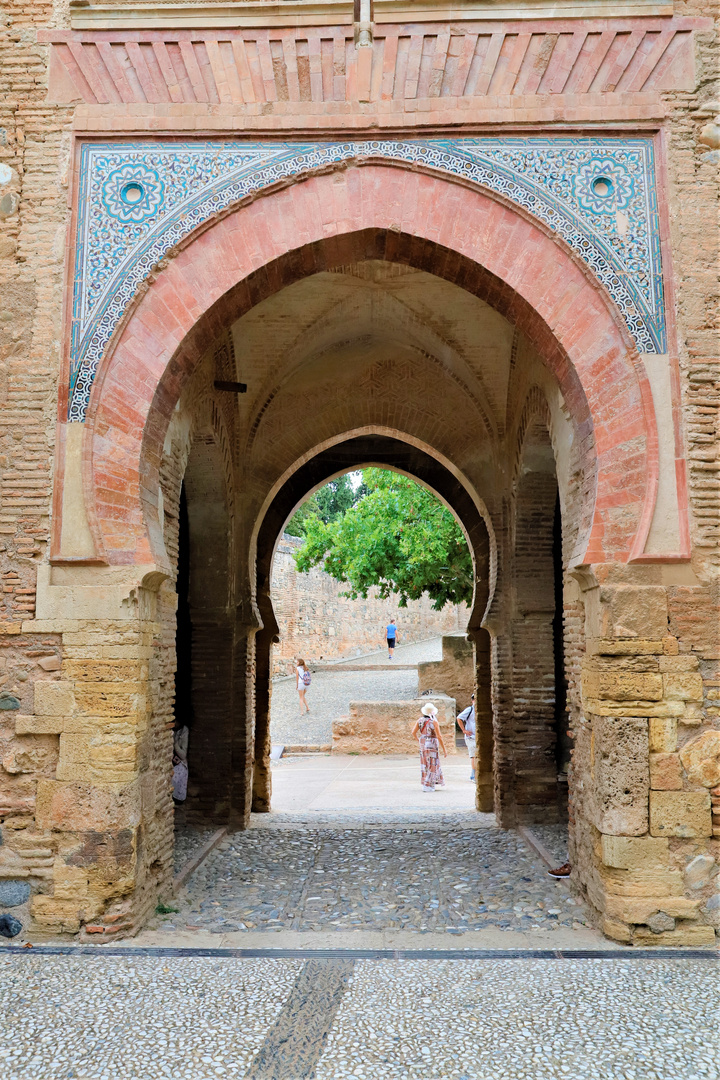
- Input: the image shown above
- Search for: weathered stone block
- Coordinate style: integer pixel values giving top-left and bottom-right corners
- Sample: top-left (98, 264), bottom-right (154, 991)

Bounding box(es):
top-left (599, 865), bottom-right (683, 898)
top-left (649, 753), bottom-right (683, 790)
top-left (599, 585), bottom-right (668, 641)
top-left (586, 700), bottom-right (684, 718)
top-left (649, 717), bottom-right (677, 753)
top-left (14, 714), bottom-right (63, 735)
top-left (52, 858), bottom-right (89, 900)
top-left (583, 670), bottom-right (663, 702)
top-left (601, 835), bottom-right (669, 870)
top-left (659, 655), bottom-right (700, 672)
top-left (632, 924), bottom-right (716, 946)
top-left (33, 681), bottom-right (75, 717)
top-left (35, 779), bottom-right (141, 832)
top-left (603, 894), bottom-right (700, 922)
top-left (649, 791), bottom-right (712, 838)
top-left (600, 915), bottom-right (632, 943)
top-left (59, 733), bottom-right (90, 763)
top-left (679, 731), bottom-right (720, 788)
top-left (587, 640), bottom-right (664, 656)
top-left (590, 715), bottom-right (649, 835)
top-left (74, 684), bottom-right (147, 718)
top-left (663, 673), bottom-right (703, 701)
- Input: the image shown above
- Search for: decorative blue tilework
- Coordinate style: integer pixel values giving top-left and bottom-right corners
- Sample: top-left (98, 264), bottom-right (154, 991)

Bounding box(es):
top-left (68, 138), bottom-right (665, 421)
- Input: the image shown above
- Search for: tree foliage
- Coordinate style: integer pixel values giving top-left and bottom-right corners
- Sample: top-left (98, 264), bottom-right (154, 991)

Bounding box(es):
top-left (284, 473), bottom-right (367, 537)
top-left (292, 469), bottom-right (473, 610)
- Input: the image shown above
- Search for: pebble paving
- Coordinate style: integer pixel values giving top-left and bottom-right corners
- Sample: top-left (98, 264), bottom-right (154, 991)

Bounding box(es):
top-left (316, 957), bottom-right (720, 1080)
top-left (0, 953), bottom-right (717, 1079)
top-left (0, 953), bottom-right (302, 1079)
top-left (159, 823), bottom-right (590, 936)
top-left (270, 638), bottom-right (444, 747)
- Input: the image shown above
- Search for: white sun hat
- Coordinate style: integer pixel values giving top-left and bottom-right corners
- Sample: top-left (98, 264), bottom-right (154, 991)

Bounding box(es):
top-left (421, 703), bottom-right (438, 716)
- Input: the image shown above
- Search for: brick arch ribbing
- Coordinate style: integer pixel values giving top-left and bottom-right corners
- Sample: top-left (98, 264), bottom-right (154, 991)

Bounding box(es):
top-left (81, 164), bottom-right (658, 567)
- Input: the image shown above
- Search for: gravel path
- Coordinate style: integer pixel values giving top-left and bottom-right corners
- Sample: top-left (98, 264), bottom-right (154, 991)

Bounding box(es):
top-left (270, 637), bottom-right (444, 746)
top-left (157, 823), bottom-right (590, 936)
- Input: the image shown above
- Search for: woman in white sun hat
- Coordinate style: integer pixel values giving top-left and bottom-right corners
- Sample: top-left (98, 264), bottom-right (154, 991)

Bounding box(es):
top-left (411, 702), bottom-right (447, 792)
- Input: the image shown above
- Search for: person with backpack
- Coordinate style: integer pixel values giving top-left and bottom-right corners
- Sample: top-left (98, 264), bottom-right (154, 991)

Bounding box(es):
top-left (296, 657), bottom-right (311, 714)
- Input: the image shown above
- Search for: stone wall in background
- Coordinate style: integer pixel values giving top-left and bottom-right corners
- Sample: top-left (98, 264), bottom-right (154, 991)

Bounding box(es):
top-left (270, 535), bottom-right (468, 675)
top-left (332, 696), bottom-right (458, 756)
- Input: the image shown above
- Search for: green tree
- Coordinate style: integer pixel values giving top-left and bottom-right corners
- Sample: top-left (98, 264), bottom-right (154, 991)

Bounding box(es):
top-left (285, 473), bottom-right (366, 537)
top-left (293, 469), bottom-right (473, 609)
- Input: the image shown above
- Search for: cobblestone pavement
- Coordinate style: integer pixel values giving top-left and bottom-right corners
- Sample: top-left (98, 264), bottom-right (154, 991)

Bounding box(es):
top-left (529, 822), bottom-right (569, 866)
top-left (1, 952), bottom-right (717, 1079)
top-left (156, 823), bottom-right (591, 937)
top-left (271, 638), bottom-right (443, 747)
top-left (174, 826), bottom-right (217, 875)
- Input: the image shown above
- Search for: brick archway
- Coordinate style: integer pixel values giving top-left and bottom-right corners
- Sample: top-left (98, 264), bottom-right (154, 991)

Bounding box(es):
top-left (81, 163), bottom-right (658, 568)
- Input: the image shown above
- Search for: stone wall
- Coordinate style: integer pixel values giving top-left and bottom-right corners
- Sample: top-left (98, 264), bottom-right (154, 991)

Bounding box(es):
top-left (417, 634), bottom-right (474, 713)
top-left (332, 696), bottom-right (457, 756)
top-left (270, 535), bottom-right (467, 675)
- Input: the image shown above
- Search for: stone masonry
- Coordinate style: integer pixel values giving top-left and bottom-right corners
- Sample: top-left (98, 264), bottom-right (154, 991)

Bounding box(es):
top-left (271, 534), bottom-right (467, 675)
top-left (0, 0), bottom-right (717, 950)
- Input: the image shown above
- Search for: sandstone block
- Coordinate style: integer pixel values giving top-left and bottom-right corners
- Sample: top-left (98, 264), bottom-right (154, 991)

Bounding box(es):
top-left (600, 834), bottom-right (669, 870)
top-left (59, 733), bottom-right (90, 763)
top-left (600, 585), bottom-right (668, 641)
top-left (35, 779), bottom-right (142, 832)
top-left (632, 924), bottom-right (716, 947)
top-left (603, 894), bottom-right (700, 923)
top-left (587, 640), bottom-right (664, 656)
top-left (649, 717), bottom-right (677, 753)
top-left (590, 715), bottom-right (648, 835)
top-left (14, 714), bottom-right (64, 735)
top-left (52, 858), bottom-right (89, 900)
top-left (600, 915), bottom-right (632, 943)
top-left (679, 731), bottom-right (720, 788)
top-left (650, 753), bottom-right (683, 790)
top-left (583, 670), bottom-right (663, 702)
top-left (63, 660), bottom-right (148, 683)
top-left (34, 682), bottom-right (75, 718)
top-left (680, 704), bottom-right (704, 726)
top-left (30, 897), bottom-right (82, 933)
top-left (650, 791), bottom-right (712, 838)
top-left (663, 673), bottom-right (703, 701)
top-left (599, 865), bottom-right (683, 898)
top-left (586, 700), bottom-right (684, 718)
top-left (658, 655), bottom-right (699, 672)
top-left (74, 684), bottom-right (147, 718)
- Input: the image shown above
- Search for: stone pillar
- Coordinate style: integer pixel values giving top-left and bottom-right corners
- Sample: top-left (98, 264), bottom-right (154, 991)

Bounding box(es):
top-left (574, 577), bottom-right (717, 947)
top-left (251, 593), bottom-right (278, 814)
top-left (473, 627), bottom-right (494, 813)
top-left (15, 567), bottom-right (175, 939)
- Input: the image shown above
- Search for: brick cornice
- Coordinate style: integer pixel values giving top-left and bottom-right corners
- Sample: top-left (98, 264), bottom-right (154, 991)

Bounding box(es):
top-left (41, 15), bottom-right (705, 107)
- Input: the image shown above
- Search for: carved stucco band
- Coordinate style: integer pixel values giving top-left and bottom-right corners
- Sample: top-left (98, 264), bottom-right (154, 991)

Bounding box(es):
top-left (69, 136), bottom-right (665, 421)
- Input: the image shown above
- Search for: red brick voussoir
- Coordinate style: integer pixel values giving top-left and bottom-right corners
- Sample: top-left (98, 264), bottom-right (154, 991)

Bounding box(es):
top-left (84, 163), bottom-right (657, 566)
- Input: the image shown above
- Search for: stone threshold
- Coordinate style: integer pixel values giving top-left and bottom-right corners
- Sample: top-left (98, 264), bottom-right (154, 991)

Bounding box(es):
top-left (2, 945), bottom-right (716, 960)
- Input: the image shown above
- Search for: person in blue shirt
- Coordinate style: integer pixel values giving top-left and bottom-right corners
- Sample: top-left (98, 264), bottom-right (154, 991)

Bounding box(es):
top-left (457, 693), bottom-right (476, 782)
top-left (385, 619), bottom-right (397, 659)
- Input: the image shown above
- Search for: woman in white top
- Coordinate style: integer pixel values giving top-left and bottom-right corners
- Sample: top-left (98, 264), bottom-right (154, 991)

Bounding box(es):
top-left (296, 657), bottom-right (311, 714)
